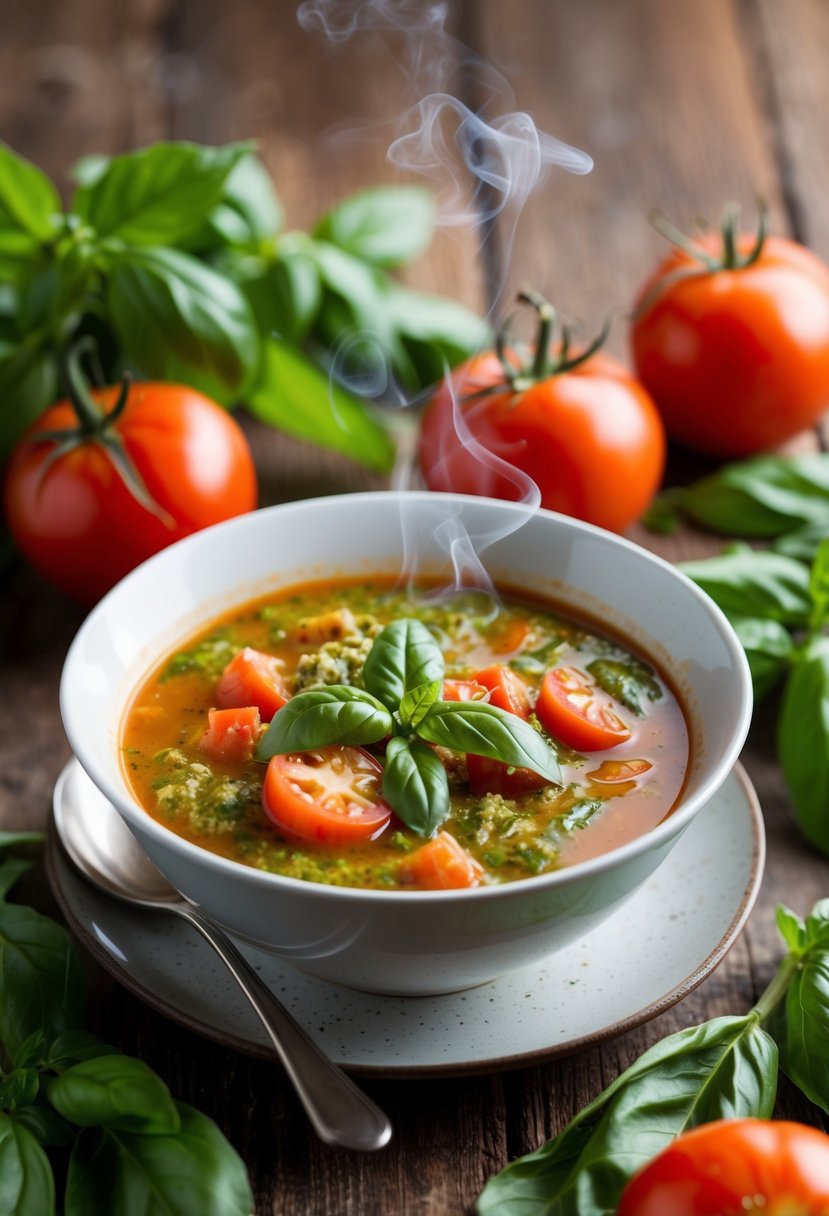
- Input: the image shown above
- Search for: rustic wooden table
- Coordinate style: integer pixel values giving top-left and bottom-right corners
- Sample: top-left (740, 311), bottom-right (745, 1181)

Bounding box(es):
top-left (3, 1), bottom-right (829, 1212)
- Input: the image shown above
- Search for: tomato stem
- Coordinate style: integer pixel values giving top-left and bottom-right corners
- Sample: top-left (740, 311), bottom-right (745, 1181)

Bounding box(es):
top-left (62, 337), bottom-right (106, 433)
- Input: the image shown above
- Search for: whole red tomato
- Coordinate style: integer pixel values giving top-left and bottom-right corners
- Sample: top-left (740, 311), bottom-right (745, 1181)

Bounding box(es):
top-left (617, 1119), bottom-right (829, 1216)
top-left (631, 213), bottom-right (829, 457)
top-left (419, 292), bottom-right (665, 534)
top-left (4, 370), bottom-right (257, 604)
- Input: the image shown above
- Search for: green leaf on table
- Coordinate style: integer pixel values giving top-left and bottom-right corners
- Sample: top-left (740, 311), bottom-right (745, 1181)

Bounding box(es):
top-left (774, 519), bottom-right (829, 563)
top-left (72, 140), bottom-right (251, 246)
top-left (385, 284), bottom-right (491, 387)
top-left (255, 253), bottom-right (322, 343)
top-left (0, 898), bottom-right (84, 1058)
top-left (246, 337), bottom-right (394, 471)
top-left (679, 549), bottom-right (812, 627)
top-left (187, 154), bottom-right (284, 252)
top-left (587, 657), bottom-right (661, 716)
top-left (0, 144), bottom-right (61, 243)
top-left (382, 736), bottom-right (449, 837)
top-left (728, 615), bottom-right (795, 701)
top-left (778, 635), bottom-right (829, 857)
top-left (64, 1103), bottom-right (252, 1216)
top-left (363, 619), bottom-right (446, 711)
top-left (106, 246), bottom-right (259, 403)
top-left (418, 702), bottom-right (562, 785)
top-left (256, 687), bottom-right (393, 759)
top-left (476, 1014), bottom-right (776, 1216)
top-left (49, 1055), bottom-right (180, 1135)
top-left (776, 903), bottom-right (807, 953)
top-left (314, 186), bottom-right (435, 268)
top-left (0, 1113), bottom-right (55, 1216)
top-left (0, 346), bottom-right (58, 461)
top-left (666, 454), bottom-right (829, 538)
top-left (809, 538), bottom-right (829, 630)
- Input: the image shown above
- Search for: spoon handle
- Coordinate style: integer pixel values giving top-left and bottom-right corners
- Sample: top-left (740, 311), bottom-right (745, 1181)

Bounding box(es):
top-left (176, 903), bottom-right (392, 1152)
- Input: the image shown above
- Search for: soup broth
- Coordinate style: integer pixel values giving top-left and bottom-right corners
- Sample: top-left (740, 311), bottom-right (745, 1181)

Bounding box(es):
top-left (122, 579), bottom-right (689, 891)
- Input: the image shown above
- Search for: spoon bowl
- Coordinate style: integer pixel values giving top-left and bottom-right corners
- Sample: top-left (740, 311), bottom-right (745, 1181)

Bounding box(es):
top-left (53, 772), bottom-right (392, 1152)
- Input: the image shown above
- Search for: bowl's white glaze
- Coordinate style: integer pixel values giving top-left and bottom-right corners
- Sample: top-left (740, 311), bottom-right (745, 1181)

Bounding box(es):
top-left (60, 492), bottom-right (752, 995)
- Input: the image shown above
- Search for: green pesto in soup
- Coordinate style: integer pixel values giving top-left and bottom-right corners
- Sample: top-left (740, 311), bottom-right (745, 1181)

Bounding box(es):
top-left (122, 579), bottom-right (689, 891)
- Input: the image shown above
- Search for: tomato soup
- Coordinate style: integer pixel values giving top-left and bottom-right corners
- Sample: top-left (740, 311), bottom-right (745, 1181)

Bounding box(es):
top-left (121, 579), bottom-right (689, 891)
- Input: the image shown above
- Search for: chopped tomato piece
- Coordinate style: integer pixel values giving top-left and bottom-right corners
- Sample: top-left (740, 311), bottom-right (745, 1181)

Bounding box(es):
top-left (466, 752), bottom-right (549, 797)
top-left (473, 664), bottom-right (532, 718)
top-left (401, 831), bottom-right (484, 890)
top-left (537, 665), bottom-right (632, 751)
top-left (490, 618), bottom-right (531, 656)
top-left (442, 679), bottom-right (487, 702)
top-left (588, 758), bottom-right (652, 783)
top-left (262, 746), bottom-right (391, 844)
top-left (215, 647), bottom-right (290, 721)
top-left (199, 706), bottom-right (261, 762)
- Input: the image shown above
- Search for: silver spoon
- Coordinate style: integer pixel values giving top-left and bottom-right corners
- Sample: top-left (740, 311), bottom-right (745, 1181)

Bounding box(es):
top-left (53, 774), bottom-right (392, 1152)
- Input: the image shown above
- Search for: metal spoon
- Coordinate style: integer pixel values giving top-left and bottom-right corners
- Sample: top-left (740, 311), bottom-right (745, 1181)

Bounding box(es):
top-left (52, 773), bottom-right (392, 1152)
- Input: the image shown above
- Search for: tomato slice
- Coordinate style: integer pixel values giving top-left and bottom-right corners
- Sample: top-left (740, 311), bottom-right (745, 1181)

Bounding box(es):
top-left (199, 706), bottom-right (261, 762)
top-left (473, 664), bottom-right (532, 717)
top-left (442, 679), bottom-right (487, 702)
top-left (588, 758), bottom-right (652, 783)
top-left (262, 746), bottom-right (392, 844)
top-left (401, 831), bottom-right (484, 890)
top-left (466, 752), bottom-right (549, 797)
top-left (537, 665), bottom-right (632, 751)
top-left (215, 647), bottom-right (290, 721)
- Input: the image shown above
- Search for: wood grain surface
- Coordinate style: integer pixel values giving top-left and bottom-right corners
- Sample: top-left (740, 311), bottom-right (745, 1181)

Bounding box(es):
top-left (2, 2), bottom-right (829, 1213)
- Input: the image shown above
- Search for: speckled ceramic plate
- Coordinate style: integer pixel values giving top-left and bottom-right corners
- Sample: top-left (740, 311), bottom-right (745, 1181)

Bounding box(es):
top-left (47, 758), bottom-right (764, 1077)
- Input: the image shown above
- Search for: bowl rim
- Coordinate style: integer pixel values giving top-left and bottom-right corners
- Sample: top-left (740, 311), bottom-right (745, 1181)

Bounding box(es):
top-left (60, 490), bottom-right (754, 904)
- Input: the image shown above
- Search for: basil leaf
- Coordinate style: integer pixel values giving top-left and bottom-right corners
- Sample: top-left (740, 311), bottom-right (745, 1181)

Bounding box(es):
top-left (0, 1113), bottom-right (55, 1216)
top-left (363, 620), bottom-right (446, 711)
top-left (383, 737), bottom-right (449, 837)
top-left (586, 658), bottom-right (661, 716)
top-left (674, 454), bottom-right (829, 538)
top-left (0, 144), bottom-right (61, 243)
top-left (418, 702), bottom-right (562, 785)
top-left (778, 636), bottom-right (829, 856)
top-left (476, 1014), bottom-right (776, 1216)
top-left (0, 346), bottom-right (58, 461)
top-left (256, 687), bottom-right (392, 759)
top-left (399, 680), bottom-right (442, 729)
top-left (64, 1103), bottom-right (252, 1216)
top-left (809, 537), bottom-right (829, 630)
top-left (9, 1106), bottom-right (73, 1149)
top-left (0, 860), bottom-right (32, 902)
top-left (0, 1069), bottom-right (39, 1111)
top-left (771, 946), bottom-right (829, 1114)
top-left (776, 903), bottom-right (807, 953)
top-left (728, 615), bottom-right (795, 701)
top-left (246, 337), bottom-right (394, 471)
top-left (804, 899), bottom-right (829, 947)
top-left (48, 1055), bottom-right (179, 1135)
top-left (314, 186), bottom-right (435, 268)
top-left (679, 549), bottom-right (812, 626)
top-left (45, 1030), bottom-right (119, 1071)
top-left (256, 253), bottom-right (322, 343)
top-left (774, 519), bottom-right (829, 563)
top-left (213, 153), bottom-right (282, 244)
top-left (107, 246), bottom-right (259, 403)
top-left (72, 140), bottom-right (250, 245)
top-left (0, 900), bottom-right (84, 1057)
top-left (385, 284), bottom-right (492, 388)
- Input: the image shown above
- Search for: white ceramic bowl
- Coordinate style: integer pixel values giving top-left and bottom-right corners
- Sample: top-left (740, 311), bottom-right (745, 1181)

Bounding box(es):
top-left (61, 492), bottom-right (752, 996)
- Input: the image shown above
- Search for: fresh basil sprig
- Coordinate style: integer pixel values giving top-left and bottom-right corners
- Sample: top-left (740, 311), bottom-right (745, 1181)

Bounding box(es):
top-left (257, 618), bottom-right (562, 836)
top-left (0, 837), bottom-right (252, 1215)
top-left (0, 139), bottom-right (490, 467)
top-left (478, 897), bottom-right (829, 1216)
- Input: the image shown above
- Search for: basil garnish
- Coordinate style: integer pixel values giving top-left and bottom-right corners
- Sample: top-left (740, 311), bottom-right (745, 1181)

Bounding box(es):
top-left (258, 618), bottom-right (562, 836)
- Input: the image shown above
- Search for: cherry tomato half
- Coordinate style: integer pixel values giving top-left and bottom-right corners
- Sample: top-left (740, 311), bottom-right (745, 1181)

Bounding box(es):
top-left (419, 349), bottom-right (665, 535)
top-left (617, 1119), bottom-right (829, 1216)
top-left (262, 746), bottom-right (392, 844)
top-left (215, 648), bottom-right (290, 722)
top-left (632, 231), bottom-right (829, 457)
top-left (473, 665), bottom-right (533, 717)
top-left (466, 665), bottom-right (545, 795)
top-left (536, 665), bottom-right (632, 751)
top-left (401, 831), bottom-right (484, 890)
top-left (4, 380), bottom-right (257, 604)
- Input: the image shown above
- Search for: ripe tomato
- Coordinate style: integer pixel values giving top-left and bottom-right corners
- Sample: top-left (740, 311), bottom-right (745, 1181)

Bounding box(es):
top-left (536, 665), bottom-right (632, 751)
top-left (215, 648), bottom-right (290, 721)
top-left (262, 746), bottom-right (392, 844)
top-left (632, 218), bottom-right (829, 457)
top-left (401, 831), bottom-right (484, 890)
top-left (618, 1119), bottom-right (829, 1216)
top-left (473, 665), bottom-right (532, 717)
top-left (4, 375), bottom-right (257, 604)
top-left (199, 706), bottom-right (262, 763)
top-left (442, 679), bottom-right (487, 702)
top-left (419, 292), bottom-right (665, 535)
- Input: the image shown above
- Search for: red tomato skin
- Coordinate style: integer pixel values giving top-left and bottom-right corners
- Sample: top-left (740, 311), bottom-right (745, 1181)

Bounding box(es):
top-left (261, 747), bottom-right (392, 844)
top-left (632, 235), bottom-right (829, 457)
top-left (3, 382), bottom-right (258, 604)
top-left (618, 1119), bottom-right (829, 1216)
top-left (215, 648), bottom-right (289, 721)
top-left (466, 752), bottom-right (548, 797)
top-left (442, 679), bottom-right (487, 702)
top-left (418, 351), bottom-right (666, 534)
top-left (536, 666), bottom-right (631, 751)
top-left (199, 706), bottom-right (261, 762)
top-left (473, 665), bottom-right (532, 718)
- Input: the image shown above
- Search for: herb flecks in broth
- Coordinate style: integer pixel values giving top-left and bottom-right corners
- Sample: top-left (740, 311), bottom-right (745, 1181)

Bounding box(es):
top-left (122, 580), bottom-right (689, 891)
